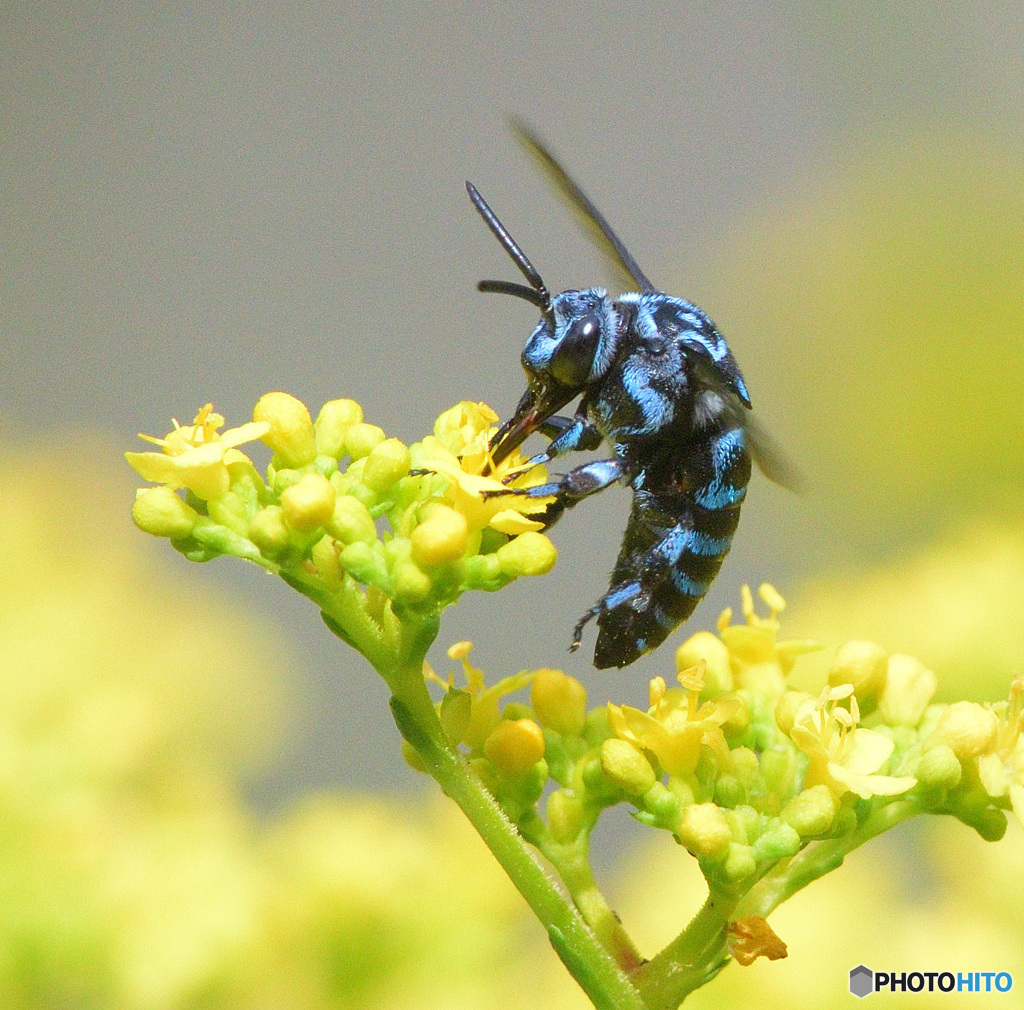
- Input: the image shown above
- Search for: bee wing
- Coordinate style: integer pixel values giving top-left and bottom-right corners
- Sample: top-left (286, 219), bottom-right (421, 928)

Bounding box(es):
top-left (745, 413), bottom-right (806, 495)
top-left (511, 118), bottom-right (656, 295)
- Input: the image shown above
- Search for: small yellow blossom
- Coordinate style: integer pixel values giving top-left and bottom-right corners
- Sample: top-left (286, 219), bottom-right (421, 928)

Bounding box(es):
top-left (607, 663), bottom-right (740, 777)
top-left (977, 676), bottom-right (1024, 827)
top-left (716, 584), bottom-right (820, 696)
top-left (789, 685), bottom-right (917, 800)
top-left (126, 404), bottom-right (270, 501)
top-left (434, 642), bottom-right (535, 752)
top-left (417, 401), bottom-right (555, 535)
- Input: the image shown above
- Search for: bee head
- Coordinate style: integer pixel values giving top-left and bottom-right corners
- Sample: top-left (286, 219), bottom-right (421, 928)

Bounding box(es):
top-left (522, 288), bottom-right (618, 390)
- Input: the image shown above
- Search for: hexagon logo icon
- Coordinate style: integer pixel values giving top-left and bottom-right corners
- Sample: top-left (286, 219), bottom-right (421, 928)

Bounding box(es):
top-left (849, 964), bottom-right (874, 998)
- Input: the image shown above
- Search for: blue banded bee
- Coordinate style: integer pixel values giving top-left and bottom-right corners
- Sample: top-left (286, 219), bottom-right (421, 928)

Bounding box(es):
top-left (470, 123), bottom-right (798, 669)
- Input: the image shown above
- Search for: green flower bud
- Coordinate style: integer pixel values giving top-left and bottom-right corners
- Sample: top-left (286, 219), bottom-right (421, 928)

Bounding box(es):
top-left (392, 557), bottom-right (432, 603)
top-left (531, 668), bottom-right (588, 736)
top-left (327, 495), bottom-right (377, 546)
top-left (496, 531), bottom-right (557, 577)
top-left (724, 843), bottom-right (757, 882)
top-left (678, 802), bottom-right (732, 859)
top-left (280, 472), bottom-right (336, 532)
top-left (315, 398), bottom-right (363, 457)
top-left (751, 820), bottom-right (801, 861)
top-left (309, 535), bottom-right (343, 585)
top-left (253, 391), bottom-right (317, 468)
top-left (440, 688), bottom-right (473, 745)
top-left (676, 631), bottom-right (733, 694)
top-left (642, 782), bottom-right (682, 828)
top-left (362, 438), bottom-right (411, 492)
top-left (410, 506), bottom-right (468, 567)
top-left (829, 639), bottom-right (888, 702)
top-left (338, 540), bottom-right (388, 587)
top-left (928, 701), bottom-right (999, 760)
top-left (760, 745), bottom-right (798, 796)
top-left (463, 553), bottom-right (506, 590)
top-left (344, 422), bottom-right (386, 461)
top-left (207, 490), bottom-right (249, 536)
top-left (547, 789), bottom-right (585, 844)
top-left (248, 505), bottom-right (290, 558)
top-left (780, 783), bottom-right (838, 837)
top-left (131, 486), bottom-right (198, 539)
top-left (601, 739), bottom-right (657, 795)
top-left (915, 743), bottom-right (962, 790)
top-left (714, 775), bottom-right (744, 809)
top-left (878, 653), bottom-right (937, 727)
top-left (483, 718), bottom-right (546, 777)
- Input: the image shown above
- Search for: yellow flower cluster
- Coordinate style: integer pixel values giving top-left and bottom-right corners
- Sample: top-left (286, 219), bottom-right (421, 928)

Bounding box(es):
top-left (127, 396), bottom-right (557, 656)
top-left (417, 585), bottom-right (1022, 896)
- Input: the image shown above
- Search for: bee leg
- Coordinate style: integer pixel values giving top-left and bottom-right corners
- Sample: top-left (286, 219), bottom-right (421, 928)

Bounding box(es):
top-left (501, 409), bottom-right (602, 484)
top-left (570, 581), bottom-right (643, 652)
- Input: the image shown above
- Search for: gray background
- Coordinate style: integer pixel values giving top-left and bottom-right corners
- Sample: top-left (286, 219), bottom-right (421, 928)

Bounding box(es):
top-left (4, 3), bottom-right (1023, 808)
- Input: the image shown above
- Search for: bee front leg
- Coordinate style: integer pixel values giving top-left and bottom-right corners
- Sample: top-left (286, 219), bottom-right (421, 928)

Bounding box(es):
top-left (485, 457), bottom-right (631, 529)
top-left (503, 407), bottom-right (602, 483)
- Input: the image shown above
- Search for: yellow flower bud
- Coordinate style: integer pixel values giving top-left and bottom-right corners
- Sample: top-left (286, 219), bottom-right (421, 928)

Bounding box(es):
top-left (531, 669), bottom-right (587, 736)
top-left (878, 653), bottom-right (937, 727)
top-left (327, 494), bottom-right (377, 546)
top-left (928, 701), bottom-right (999, 760)
top-left (362, 438), bottom-right (411, 492)
top-left (248, 505), bottom-right (290, 557)
top-left (315, 398), bottom-right (363, 457)
top-left (547, 789), bottom-right (585, 844)
top-left (484, 718), bottom-right (546, 776)
top-left (678, 802), bottom-right (732, 859)
top-left (600, 738), bottom-right (657, 795)
top-left (676, 631), bottom-right (733, 693)
top-left (253, 391), bottom-right (317, 468)
top-left (410, 506), bottom-right (469, 566)
top-left (131, 486), bottom-right (198, 539)
top-left (280, 473), bottom-right (336, 532)
top-left (775, 690), bottom-right (814, 736)
top-left (496, 531), bottom-right (557, 577)
top-left (344, 422), bottom-right (386, 461)
top-left (780, 783), bottom-right (838, 837)
top-left (829, 640), bottom-right (888, 701)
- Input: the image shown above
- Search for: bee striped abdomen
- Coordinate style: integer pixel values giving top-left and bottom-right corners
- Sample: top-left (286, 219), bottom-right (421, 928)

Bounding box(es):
top-left (592, 425), bottom-right (750, 668)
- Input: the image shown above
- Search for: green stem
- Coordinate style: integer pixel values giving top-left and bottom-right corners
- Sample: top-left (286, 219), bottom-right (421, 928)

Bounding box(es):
top-left (634, 890), bottom-right (738, 1009)
top-left (738, 796), bottom-right (922, 920)
top-left (541, 839), bottom-right (645, 972)
top-left (390, 688), bottom-right (648, 1010)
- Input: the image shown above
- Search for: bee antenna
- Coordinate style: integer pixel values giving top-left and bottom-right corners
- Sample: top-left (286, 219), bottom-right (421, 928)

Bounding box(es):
top-left (476, 279), bottom-right (547, 309)
top-left (466, 181), bottom-right (554, 326)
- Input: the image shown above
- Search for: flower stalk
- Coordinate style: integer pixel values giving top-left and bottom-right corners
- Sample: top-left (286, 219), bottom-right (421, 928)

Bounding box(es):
top-left (127, 394), bottom-right (1021, 1009)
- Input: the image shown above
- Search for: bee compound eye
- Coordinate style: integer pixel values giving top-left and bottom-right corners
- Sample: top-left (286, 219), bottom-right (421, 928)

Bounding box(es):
top-left (550, 311), bottom-right (603, 386)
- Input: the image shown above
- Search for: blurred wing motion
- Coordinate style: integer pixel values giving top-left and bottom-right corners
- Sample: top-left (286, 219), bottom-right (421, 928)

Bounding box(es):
top-left (511, 117), bottom-right (655, 294)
